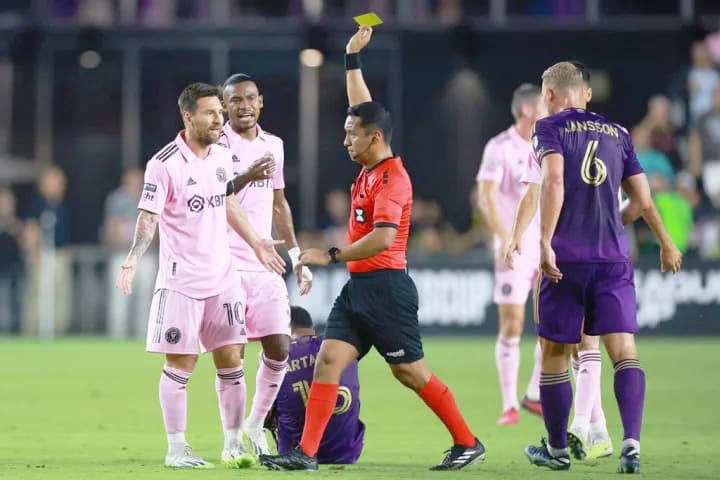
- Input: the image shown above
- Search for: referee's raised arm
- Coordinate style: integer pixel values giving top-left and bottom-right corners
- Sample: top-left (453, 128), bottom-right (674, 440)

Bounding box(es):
top-left (345, 26), bottom-right (374, 107)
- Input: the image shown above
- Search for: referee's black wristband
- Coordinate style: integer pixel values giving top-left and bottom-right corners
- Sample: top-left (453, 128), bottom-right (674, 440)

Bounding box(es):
top-left (345, 52), bottom-right (361, 71)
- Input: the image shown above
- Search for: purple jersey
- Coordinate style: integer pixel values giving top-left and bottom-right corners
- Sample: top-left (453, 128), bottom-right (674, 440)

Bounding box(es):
top-left (275, 335), bottom-right (364, 464)
top-left (532, 108), bottom-right (644, 263)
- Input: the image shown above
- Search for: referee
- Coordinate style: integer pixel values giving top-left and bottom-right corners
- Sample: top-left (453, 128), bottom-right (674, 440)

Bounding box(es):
top-left (260, 26), bottom-right (486, 472)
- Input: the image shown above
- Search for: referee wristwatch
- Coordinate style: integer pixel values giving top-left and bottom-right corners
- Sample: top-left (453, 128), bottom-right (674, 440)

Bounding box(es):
top-left (328, 247), bottom-right (341, 264)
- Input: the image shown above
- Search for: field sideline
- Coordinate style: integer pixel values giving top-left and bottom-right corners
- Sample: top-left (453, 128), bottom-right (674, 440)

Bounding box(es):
top-left (0, 337), bottom-right (717, 479)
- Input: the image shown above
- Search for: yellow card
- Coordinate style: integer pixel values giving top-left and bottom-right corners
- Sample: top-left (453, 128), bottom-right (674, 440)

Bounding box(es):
top-left (353, 12), bottom-right (383, 27)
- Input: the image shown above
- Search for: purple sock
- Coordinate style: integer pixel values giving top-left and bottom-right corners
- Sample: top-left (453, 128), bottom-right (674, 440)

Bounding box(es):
top-left (614, 359), bottom-right (645, 441)
top-left (540, 371), bottom-right (572, 450)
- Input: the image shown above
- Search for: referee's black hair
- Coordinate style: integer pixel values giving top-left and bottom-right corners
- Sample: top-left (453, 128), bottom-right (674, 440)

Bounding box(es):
top-left (290, 306), bottom-right (313, 329)
top-left (223, 73), bottom-right (256, 89)
top-left (347, 101), bottom-right (392, 144)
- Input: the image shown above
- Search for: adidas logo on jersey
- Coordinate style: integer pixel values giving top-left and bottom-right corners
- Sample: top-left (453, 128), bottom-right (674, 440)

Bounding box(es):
top-left (187, 177), bottom-right (197, 186)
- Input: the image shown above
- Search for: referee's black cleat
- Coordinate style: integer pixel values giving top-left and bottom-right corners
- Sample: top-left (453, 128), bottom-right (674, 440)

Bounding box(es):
top-left (429, 438), bottom-right (486, 470)
top-left (259, 446), bottom-right (318, 471)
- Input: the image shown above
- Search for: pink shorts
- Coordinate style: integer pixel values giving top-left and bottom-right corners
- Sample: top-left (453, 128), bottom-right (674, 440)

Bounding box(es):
top-left (494, 260), bottom-right (539, 305)
top-left (146, 277), bottom-right (248, 354)
top-left (239, 270), bottom-right (291, 341)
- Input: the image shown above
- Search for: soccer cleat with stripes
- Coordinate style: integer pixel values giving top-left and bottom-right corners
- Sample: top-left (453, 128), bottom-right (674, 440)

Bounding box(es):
top-left (165, 445), bottom-right (214, 469)
top-left (221, 445), bottom-right (255, 469)
top-left (520, 395), bottom-right (543, 417)
top-left (567, 428), bottom-right (588, 460)
top-left (587, 432), bottom-right (614, 459)
top-left (260, 446), bottom-right (318, 471)
top-left (524, 438), bottom-right (571, 471)
top-left (429, 438), bottom-right (486, 470)
top-left (618, 445), bottom-right (641, 474)
top-left (244, 424), bottom-right (272, 457)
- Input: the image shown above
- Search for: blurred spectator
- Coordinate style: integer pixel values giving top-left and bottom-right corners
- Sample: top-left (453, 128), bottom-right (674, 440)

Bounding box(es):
top-left (410, 197), bottom-right (463, 254)
top-left (688, 86), bottom-right (720, 200)
top-left (687, 40), bottom-right (719, 125)
top-left (632, 125), bottom-right (675, 192)
top-left (23, 166), bottom-right (70, 248)
top-left (321, 188), bottom-right (349, 249)
top-left (102, 166), bottom-right (143, 250)
top-left (638, 95), bottom-right (682, 170)
top-left (0, 187), bottom-right (24, 333)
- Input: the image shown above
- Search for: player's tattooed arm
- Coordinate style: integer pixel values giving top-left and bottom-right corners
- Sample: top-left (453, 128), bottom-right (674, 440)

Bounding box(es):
top-left (346, 26), bottom-right (373, 106)
top-left (115, 209), bottom-right (158, 295)
top-left (127, 210), bottom-right (159, 263)
top-left (273, 190), bottom-right (313, 295)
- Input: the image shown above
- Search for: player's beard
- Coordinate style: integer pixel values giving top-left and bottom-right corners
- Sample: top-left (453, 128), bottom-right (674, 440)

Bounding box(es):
top-left (197, 127), bottom-right (221, 147)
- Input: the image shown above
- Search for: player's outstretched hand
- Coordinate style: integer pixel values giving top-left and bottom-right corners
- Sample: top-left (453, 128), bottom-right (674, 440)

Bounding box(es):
top-left (299, 248), bottom-right (332, 266)
top-left (503, 237), bottom-right (521, 270)
top-left (246, 154), bottom-right (276, 182)
top-left (255, 238), bottom-right (286, 275)
top-left (115, 260), bottom-right (137, 295)
top-left (540, 242), bottom-right (562, 283)
top-left (660, 243), bottom-right (682, 274)
top-left (294, 263), bottom-right (313, 295)
top-left (346, 26), bottom-right (373, 54)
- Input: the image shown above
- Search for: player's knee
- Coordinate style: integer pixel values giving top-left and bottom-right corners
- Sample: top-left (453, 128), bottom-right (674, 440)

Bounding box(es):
top-left (262, 336), bottom-right (290, 361)
top-left (390, 364), bottom-right (425, 391)
top-left (166, 354), bottom-right (198, 373)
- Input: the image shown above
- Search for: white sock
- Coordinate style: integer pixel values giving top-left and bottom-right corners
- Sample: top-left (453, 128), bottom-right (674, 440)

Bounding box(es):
top-left (569, 415), bottom-right (590, 441)
top-left (589, 420), bottom-right (609, 438)
top-left (622, 438), bottom-right (640, 454)
top-left (548, 444), bottom-right (569, 458)
top-left (244, 414), bottom-right (264, 430)
top-left (167, 432), bottom-right (187, 455)
top-left (224, 428), bottom-right (241, 449)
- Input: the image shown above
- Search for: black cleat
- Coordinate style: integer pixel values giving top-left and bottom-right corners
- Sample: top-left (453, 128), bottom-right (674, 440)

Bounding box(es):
top-left (259, 446), bottom-right (318, 471)
top-left (618, 445), bottom-right (641, 474)
top-left (524, 438), bottom-right (571, 471)
top-left (429, 438), bottom-right (486, 470)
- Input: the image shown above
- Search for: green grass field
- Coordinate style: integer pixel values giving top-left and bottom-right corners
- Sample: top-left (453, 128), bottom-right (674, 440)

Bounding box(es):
top-left (0, 337), bottom-right (718, 479)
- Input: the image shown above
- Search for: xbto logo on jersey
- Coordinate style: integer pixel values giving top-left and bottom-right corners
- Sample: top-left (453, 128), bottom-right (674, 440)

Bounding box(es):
top-left (187, 194), bottom-right (225, 213)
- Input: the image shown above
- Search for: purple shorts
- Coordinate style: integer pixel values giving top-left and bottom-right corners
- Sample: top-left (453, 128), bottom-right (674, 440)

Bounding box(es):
top-left (534, 262), bottom-right (638, 344)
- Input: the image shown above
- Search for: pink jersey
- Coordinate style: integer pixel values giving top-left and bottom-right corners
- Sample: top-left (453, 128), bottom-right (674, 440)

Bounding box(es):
top-left (138, 131), bottom-right (234, 299)
top-left (521, 149), bottom-right (542, 185)
top-left (476, 126), bottom-right (540, 265)
top-left (219, 123), bottom-right (285, 271)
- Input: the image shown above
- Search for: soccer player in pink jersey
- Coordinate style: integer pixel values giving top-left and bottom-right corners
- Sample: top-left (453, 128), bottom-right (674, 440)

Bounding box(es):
top-left (115, 82), bottom-right (285, 469)
top-left (219, 73), bottom-right (313, 458)
top-left (476, 84), bottom-right (546, 426)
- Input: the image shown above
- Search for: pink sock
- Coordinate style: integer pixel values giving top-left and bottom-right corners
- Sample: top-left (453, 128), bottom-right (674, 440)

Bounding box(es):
top-left (216, 364), bottom-right (247, 435)
top-left (571, 349), bottom-right (602, 434)
top-left (159, 366), bottom-right (191, 435)
top-left (525, 340), bottom-right (542, 401)
top-left (247, 353), bottom-right (287, 427)
top-left (571, 357), bottom-right (579, 383)
top-left (590, 359), bottom-right (606, 424)
top-left (495, 336), bottom-right (520, 411)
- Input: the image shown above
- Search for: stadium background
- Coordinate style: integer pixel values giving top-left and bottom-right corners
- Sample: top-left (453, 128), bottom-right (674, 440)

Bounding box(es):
top-left (0, 1), bottom-right (718, 479)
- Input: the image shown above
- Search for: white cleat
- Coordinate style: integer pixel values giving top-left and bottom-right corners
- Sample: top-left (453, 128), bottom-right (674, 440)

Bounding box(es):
top-left (244, 424), bottom-right (271, 457)
top-left (165, 445), bottom-right (214, 469)
top-left (221, 445), bottom-right (255, 469)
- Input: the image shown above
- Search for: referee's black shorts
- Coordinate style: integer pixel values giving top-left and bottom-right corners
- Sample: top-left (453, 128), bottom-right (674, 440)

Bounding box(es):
top-left (324, 269), bottom-right (423, 364)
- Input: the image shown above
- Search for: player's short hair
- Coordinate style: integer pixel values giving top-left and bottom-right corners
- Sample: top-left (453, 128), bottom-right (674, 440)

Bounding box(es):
top-left (347, 101), bottom-right (393, 144)
top-left (541, 61), bottom-right (585, 91)
top-left (567, 60), bottom-right (591, 85)
top-left (510, 83), bottom-right (541, 121)
top-left (223, 73), bottom-right (257, 90)
top-left (178, 82), bottom-right (221, 114)
top-left (290, 306), bottom-right (313, 329)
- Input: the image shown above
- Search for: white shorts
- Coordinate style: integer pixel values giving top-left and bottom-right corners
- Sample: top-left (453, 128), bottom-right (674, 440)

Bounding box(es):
top-left (494, 259), bottom-right (539, 305)
top-left (146, 275), bottom-right (248, 354)
top-left (239, 270), bottom-right (291, 341)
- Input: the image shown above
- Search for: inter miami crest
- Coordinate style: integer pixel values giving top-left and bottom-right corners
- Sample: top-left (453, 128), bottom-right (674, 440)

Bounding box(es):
top-left (165, 327), bottom-right (182, 344)
top-left (354, 207), bottom-right (366, 223)
top-left (501, 283), bottom-right (513, 296)
top-left (216, 166), bottom-right (227, 182)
